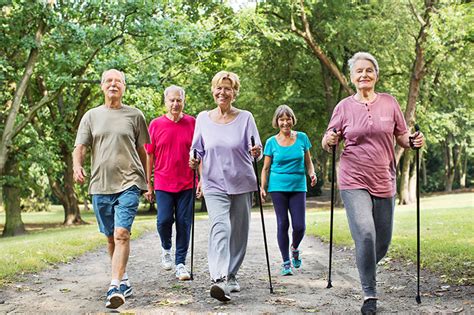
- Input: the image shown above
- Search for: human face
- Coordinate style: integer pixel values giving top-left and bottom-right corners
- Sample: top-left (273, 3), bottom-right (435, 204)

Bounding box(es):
top-left (350, 59), bottom-right (378, 92)
top-left (101, 70), bottom-right (126, 100)
top-left (212, 79), bottom-right (235, 108)
top-left (165, 89), bottom-right (184, 117)
top-left (277, 113), bottom-right (293, 134)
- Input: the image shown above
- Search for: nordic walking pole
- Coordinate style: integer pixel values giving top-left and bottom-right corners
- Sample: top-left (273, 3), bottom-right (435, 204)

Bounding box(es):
top-left (411, 124), bottom-right (422, 304)
top-left (327, 128), bottom-right (337, 289)
top-left (251, 136), bottom-right (274, 294)
top-left (190, 149), bottom-right (197, 280)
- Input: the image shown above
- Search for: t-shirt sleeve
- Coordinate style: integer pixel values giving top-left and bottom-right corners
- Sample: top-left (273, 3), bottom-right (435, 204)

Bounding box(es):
top-left (392, 98), bottom-right (408, 136)
top-left (74, 111), bottom-right (92, 147)
top-left (263, 138), bottom-right (273, 157)
top-left (245, 111), bottom-right (263, 160)
top-left (145, 119), bottom-right (156, 154)
top-left (191, 112), bottom-right (205, 160)
top-left (326, 102), bottom-right (344, 134)
top-left (136, 110), bottom-right (151, 147)
top-left (302, 132), bottom-right (312, 151)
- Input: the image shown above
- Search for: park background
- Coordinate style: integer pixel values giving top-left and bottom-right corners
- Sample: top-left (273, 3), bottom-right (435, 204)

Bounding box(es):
top-left (0, 0), bottom-right (472, 289)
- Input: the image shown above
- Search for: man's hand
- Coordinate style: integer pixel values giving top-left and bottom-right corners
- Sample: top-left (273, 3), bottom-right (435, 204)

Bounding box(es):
top-left (73, 165), bottom-right (87, 184)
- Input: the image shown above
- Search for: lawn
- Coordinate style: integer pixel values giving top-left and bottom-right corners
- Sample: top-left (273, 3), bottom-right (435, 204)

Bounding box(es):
top-left (306, 192), bottom-right (474, 285)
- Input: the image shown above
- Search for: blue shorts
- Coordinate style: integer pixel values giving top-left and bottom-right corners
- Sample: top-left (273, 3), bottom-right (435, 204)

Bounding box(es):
top-left (92, 185), bottom-right (140, 236)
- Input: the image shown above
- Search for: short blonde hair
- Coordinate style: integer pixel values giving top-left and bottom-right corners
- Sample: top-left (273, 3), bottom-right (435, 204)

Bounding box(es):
top-left (272, 105), bottom-right (297, 129)
top-left (348, 52), bottom-right (379, 77)
top-left (211, 71), bottom-right (240, 97)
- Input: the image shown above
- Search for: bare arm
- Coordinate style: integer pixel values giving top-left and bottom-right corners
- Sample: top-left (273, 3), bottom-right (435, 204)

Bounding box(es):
top-left (396, 131), bottom-right (425, 149)
top-left (260, 155), bottom-right (272, 202)
top-left (304, 150), bottom-right (317, 187)
top-left (137, 145), bottom-right (147, 173)
top-left (144, 152), bottom-right (154, 202)
top-left (72, 144), bottom-right (88, 184)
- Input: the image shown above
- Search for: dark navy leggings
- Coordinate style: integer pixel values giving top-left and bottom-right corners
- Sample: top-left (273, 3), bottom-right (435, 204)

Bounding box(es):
top-left (270, 191), bottom-right (306, 262)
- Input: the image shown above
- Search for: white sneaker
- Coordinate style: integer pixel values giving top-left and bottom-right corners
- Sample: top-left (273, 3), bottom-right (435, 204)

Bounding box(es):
top-left (227, 274), bottom-right (240, 292)
top-left (175, 263), bottom-right (191, 281)
top-left (161, 249), bottom-right (173, 271)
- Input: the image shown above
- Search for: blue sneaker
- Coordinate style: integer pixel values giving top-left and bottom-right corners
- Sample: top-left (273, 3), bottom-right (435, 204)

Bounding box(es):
top-left (281, 261), bottom-right (293, 276)
top-left (119, 280), bottom-right (133, 298)
top-left (105, 286), bottom-right (125, 309)
top-left (292, 249), bottom-right (302, 269)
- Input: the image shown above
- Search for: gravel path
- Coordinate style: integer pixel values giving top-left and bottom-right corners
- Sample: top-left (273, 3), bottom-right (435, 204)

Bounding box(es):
top-left (0, 211), bottom-right (471, 313)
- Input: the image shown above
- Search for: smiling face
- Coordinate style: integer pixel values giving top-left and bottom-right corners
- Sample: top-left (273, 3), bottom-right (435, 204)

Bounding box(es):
top-left (350, 59), bottom-right (378, 92)
top-left (165, 88), bottom-right (184, 117)
top-left (101, 70), bottom-right (126, 101)
top-left (212, 78), bottom-right (235, 108)
top-left (277, 113), bottom-right (294, 133)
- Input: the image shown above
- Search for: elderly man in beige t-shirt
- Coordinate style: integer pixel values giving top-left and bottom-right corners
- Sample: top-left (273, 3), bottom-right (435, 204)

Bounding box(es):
top-left (72, 69), bottom-right (150, 309)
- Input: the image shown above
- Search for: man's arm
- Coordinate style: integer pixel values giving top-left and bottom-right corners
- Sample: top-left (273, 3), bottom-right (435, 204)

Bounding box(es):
top-left (72, 144), bottom-right (88, 184)
top-left (137, 145), bottom-right (147, 174)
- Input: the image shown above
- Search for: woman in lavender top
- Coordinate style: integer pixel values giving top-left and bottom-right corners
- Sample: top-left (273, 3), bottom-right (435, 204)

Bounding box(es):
top-left (189, 71), bottom-right (262, 302)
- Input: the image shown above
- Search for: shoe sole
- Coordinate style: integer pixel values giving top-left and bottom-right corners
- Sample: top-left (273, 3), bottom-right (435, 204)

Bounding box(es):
top-left (210, 285), bottom-right (231, 302)
top-left (176, 275), bottom-right (191, 281)
top-left (229, 286), bottom-right (240, 292)
top-left (106, 294), bottom-right (125, 309)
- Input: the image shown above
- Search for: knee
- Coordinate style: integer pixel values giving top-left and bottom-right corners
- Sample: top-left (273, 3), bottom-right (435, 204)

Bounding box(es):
top-left (114, 228), bottom-right (130, 243)
top-left (107, 236), bottom-right (115, 246)
top-left (293, 224), bottom-right (306, 235)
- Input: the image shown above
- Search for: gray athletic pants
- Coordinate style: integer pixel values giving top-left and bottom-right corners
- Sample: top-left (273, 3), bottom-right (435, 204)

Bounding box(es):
top-left (340, 189), bottom-right (395, 298)
top-left (205, 192), bottom-right (252, 281)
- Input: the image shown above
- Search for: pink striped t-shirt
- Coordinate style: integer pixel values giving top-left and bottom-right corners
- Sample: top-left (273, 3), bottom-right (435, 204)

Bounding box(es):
top-left (326, 93), bottom-right (408, 198)
top-left (145, 114), bottom-right (196, 192)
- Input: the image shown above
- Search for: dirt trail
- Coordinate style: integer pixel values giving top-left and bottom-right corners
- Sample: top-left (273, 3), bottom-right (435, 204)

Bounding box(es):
top-left (0, 211), bottom-right (471, 313)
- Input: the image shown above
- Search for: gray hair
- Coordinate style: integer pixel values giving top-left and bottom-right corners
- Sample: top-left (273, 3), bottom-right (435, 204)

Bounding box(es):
top-left (164, 85), bottom-right (186, 101)
top-left (272, 104), bottom-right (297, 129)
top-left (101, 69), bottom-right (126, 84)
top-left (348, 52), bottom-right (379, 76)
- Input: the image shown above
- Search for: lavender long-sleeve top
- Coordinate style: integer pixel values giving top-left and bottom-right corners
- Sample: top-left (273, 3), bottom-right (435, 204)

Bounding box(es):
top-left (191, 110), bottom-right (262, 195)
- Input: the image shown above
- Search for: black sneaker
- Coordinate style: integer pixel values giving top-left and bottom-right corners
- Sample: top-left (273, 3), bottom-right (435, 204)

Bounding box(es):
top-left (210, 278), bottom-right (231, 302)
top-left (361, 298), bottom-right (377, 314)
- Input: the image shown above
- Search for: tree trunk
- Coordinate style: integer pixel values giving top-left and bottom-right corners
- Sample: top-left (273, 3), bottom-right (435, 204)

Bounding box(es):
top-left (291, 0), bottom-right (354, 95)
top-left (0, 20), bottom-right (46, 176)
top-left (394, 0), bottom-right (438, 164)
top-left (62, 144), bottom-right (86, 225)
top-left (443, 140), bottom-right (454, 192)
top-left (399, 150), bottom-right (413, 205)
top-left (2, 156), bottom-right (26, 237)
top-left (459, 145), bottom-right (467, 188)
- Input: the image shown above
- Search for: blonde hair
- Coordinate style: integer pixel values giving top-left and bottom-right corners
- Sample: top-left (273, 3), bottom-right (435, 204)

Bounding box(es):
top-left (272, 105), bottom-right (297, 129)
top-left (211, 71), bottom-right (240, 97)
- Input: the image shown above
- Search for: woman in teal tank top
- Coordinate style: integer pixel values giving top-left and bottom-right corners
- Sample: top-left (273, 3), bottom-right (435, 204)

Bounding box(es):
top-left (260, 105), bottom-right (317, 276)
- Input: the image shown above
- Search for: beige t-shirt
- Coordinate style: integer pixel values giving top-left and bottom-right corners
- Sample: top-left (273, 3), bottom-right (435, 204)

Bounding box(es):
top-left (75, 105), bottom-right (150, 194)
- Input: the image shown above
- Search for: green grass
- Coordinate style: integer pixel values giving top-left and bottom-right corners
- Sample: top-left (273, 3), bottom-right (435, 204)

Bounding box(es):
top-left (0, 205), bottom-right (209, 286)
top-left (306, 192), bottom-right (474, 285)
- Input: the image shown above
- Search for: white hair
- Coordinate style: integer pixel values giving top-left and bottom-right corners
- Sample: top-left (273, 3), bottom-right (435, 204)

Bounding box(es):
top-left (348, 52), bottom-right (379, 76)
top-left (164, 85), bottom-right (185, 100)
top-left (101, 69), bottom-right (126, 84)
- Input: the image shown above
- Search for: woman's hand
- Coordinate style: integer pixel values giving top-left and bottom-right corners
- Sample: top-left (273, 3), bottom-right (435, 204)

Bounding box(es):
top-left (189, 157), bottom-right (200, 170)
top-left (249, 145), bottom-right (261, 159)
top-left (409, 131), bottom-right (425, 148)
top-left (310, 173), bottom-right (317, 187)
top-left (260, 187), bottom-right (267, 202)
top-left (325, 130), bottom-right (341, 147)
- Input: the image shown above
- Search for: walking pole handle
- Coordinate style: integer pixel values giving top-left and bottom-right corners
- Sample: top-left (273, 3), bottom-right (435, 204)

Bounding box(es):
top-left (251, 136), bottom-right (255, 147)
